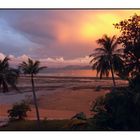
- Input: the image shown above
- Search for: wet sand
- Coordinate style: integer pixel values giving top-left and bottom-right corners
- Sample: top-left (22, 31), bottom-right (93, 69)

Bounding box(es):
top-left (0, 89), bottom-right (108, 120)
top-left (0, 76), bottom-right (128, 120)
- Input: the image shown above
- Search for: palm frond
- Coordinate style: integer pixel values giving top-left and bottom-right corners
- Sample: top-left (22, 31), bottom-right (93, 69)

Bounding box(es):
top-left (0, 57), bottom-right (19, 92)
top-left (20, 58), bottom-right (47, 75)
top-left (90, 34), bottom-right (124, 79)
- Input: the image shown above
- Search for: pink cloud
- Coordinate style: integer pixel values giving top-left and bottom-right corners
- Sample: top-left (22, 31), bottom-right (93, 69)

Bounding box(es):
top-left (0, 52), bottom-right (91, 68)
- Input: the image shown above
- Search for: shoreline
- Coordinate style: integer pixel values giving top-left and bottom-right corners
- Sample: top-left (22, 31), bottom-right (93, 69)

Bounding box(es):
top-left (0, 88), bottom-right (108, 120)
top-left (19, 74), bottom-right (126, 80)
top-left (0, 76), bottom-right (128, 121)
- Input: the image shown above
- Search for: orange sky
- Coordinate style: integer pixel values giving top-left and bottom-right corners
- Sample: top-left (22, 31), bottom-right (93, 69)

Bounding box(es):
top-left (0, 10), bottom-right (140, 67)
top-left (57, 10), bottom-right (140, 44)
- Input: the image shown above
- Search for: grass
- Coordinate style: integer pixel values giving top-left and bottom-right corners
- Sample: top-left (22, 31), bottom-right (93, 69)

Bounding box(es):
top-left (0, 119), bottom-right (92, 131)
top-left (0, 120), bottom-right (69, 131)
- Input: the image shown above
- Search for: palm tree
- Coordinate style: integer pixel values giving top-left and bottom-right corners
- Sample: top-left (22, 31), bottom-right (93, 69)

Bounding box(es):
top-left (90, 35), bottom-right (123, 86)
top-left (19, 58), bottom-right (46, 128)
top-left (0, 57), bottom-right (19, 92)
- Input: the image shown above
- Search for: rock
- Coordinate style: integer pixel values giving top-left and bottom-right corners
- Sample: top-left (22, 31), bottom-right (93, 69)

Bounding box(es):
top-left (63, 119), bottom-right (87, 130)
top-left (71, 112), bottom-right (87, 120)
top-left (95, 86), bottom-right (101, 91)
top-left (0, 119), bottom-right (9, 127)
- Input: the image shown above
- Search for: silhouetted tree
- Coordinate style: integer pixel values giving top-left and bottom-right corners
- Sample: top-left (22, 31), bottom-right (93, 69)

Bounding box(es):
top-left (0, 57), bottom-right (19, 92)
top-left (90, 87), bottom-right (140, 130)
top-left (89, 14), bottom-right (140, 131)
top-left (114, 14), bottom-right (140, 78)
top-left (90, 35), bottom-right (123, 86)
top-left (19, 58), bottom-right (46, 128)
top-left (8, 101), bottom-right (31, 120)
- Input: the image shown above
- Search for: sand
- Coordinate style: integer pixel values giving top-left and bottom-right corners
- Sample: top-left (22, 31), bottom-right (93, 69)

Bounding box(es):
top-left (0, 89), bottom-right (108, 120)
top-left (0, 76), bottom-right (127, 120)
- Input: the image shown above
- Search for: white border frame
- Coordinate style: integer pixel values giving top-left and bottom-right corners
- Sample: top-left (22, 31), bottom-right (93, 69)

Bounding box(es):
top-left (0, 0), bottom-right (140, 8)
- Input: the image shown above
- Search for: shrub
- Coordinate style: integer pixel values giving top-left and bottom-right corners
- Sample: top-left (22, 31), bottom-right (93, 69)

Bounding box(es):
top-left (129, 74), bottom-right (140, 91)
top-left (71, 112), bottom-right (87, 120)
top-left (8, 101), bottom-right (31, 121)
top-left (90, 87), bottom-right (140, 130)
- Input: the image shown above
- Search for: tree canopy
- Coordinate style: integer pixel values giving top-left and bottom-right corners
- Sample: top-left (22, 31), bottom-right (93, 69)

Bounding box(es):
top-left (19, 58), bottom-right (46, 75)
top-left (114, 14), bottom-right (140, 78)
top-left (0, 57), bottom-right (19, 92)
top-left (90, 35), bottom-right (123, 86)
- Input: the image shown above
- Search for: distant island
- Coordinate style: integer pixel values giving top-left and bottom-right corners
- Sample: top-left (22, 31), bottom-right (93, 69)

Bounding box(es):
top-left (40, 65), bottom-right (91, 73)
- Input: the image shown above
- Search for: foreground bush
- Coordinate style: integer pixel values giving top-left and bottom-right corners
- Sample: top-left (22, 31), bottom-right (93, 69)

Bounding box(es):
top-left (0, 120), bottom-right (69, 131)
top-left (90, 86), bottom-right (140, 130)
top-left (91, 75), bottom-right (140, 130)
top-left (8, 101), bottom-right (31, 121)
top-left (129, 74), bottom-right (140, 91)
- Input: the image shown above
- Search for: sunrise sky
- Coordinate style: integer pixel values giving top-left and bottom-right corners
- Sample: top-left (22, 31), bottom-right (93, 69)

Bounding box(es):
top-left (0, 10), bottom-right (140, 67)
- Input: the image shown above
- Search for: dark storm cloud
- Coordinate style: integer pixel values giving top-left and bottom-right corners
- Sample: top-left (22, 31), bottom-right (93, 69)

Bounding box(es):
top-left (0, 10), bottom-right (133, 60)
top-left (0, 10), bottom-right (95, 59)
top-left (0, 10), bottom-right (139, 67)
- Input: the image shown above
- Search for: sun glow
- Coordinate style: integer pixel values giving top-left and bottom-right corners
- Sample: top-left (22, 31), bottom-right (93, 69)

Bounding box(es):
top-left (52, 11), bottom-right (140, 45)
top-left (79, 13), bottom-right (122, 41)
top-left (81, 23), bottom-right (95, 40)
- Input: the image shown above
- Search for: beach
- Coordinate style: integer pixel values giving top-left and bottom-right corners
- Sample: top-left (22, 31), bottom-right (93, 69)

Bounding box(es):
top-left (0, 75), bottom-right (128, 120)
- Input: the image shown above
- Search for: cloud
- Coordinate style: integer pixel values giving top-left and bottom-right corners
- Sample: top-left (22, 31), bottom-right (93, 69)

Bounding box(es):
top-left (0, 52), bottom-right (91, 68)
top-left (0, 52), bottom-right (6, 60)
top-left (0, 18), bottom-right (39, 57)
top-left (39, 55), bottom-right (91, 67)
top-left (0, 10), bottom-right (140, 61)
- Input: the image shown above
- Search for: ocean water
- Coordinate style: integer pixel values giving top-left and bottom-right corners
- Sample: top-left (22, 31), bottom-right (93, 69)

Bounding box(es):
top-left (39, 69), bottom-right (97, 77)
top-left (38, 69), bottom-right (116, 78)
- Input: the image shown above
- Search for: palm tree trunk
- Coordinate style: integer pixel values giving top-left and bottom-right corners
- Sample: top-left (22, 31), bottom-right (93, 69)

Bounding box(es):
top-left (3, 81), bottom-right (9, 93)
top-left (31, 74), bottom-right (40, 128)
top-left (110, 65), bottom-right (116, 87)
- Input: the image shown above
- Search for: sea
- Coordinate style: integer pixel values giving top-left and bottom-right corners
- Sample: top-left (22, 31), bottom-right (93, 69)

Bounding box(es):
top-left (38, 69), bottom-right (115, 78)
top-left (39, 69), bottom-right (98, 77)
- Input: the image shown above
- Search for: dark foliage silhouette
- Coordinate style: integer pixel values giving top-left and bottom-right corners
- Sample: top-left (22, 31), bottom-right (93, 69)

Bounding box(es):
top-left (19, 58), bottom-right (46, 128)
top-left (89, 14), bottom-right (140, 131)
top-left (90, 87), bottom-right (140, 130)
top-left (8, 101), bottom-right (31, 121)
top-left (90, 35), bottom-right (123, 86)
top-left (0, 57), bottom-right (19, 93)
top-left (114, 14), bottom-right (140, 78)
